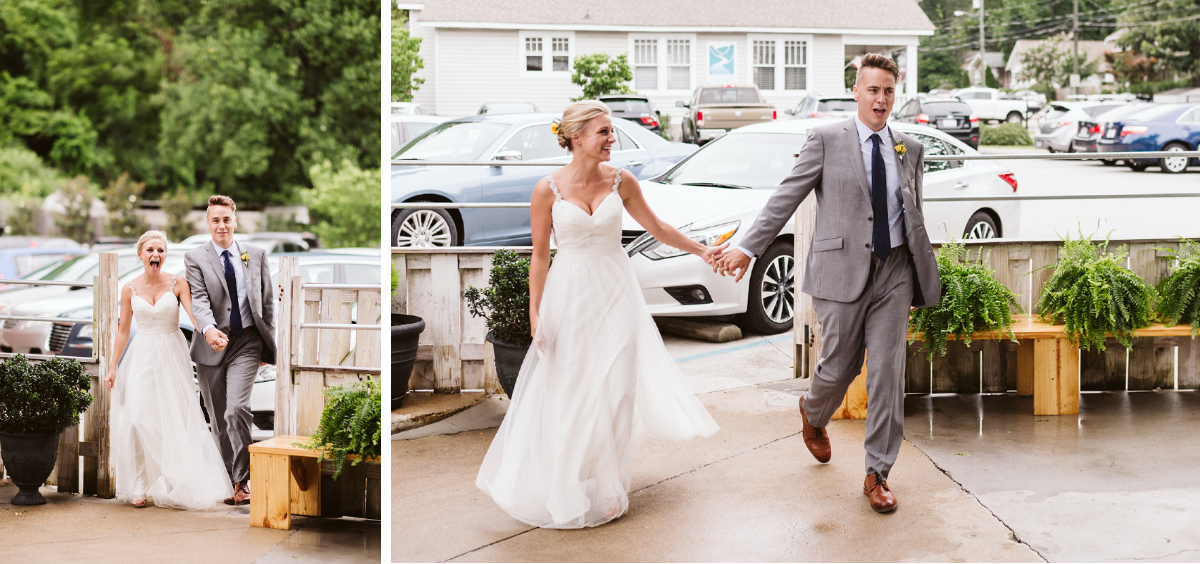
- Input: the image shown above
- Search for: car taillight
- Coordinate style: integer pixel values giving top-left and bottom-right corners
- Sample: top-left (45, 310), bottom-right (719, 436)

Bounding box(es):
top-left (917, 113), bottom-right (930, 124)
top-left (640, 117), bottom-right (659, 127)
top-left (1120, 125), bottom-right (1148, 136)
top-left (772, 110), bottom-right (777, 120)
top-left (811, 111), bottom-right (831, 118)
top-left (969, 114), bottom-right (978, 123)
top-left (1059, 120), bottom-right (1073, 128)
top-left (999, 173), bottom-right (1018, 193)
top-left (697, 110), bottom-right (704, 126)
top-left (1090, 124), bottom-right (1102, 134)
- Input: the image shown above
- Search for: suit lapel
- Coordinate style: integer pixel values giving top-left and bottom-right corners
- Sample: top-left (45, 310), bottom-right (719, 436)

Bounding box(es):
top-left (206, 243), bottom-right (233, 300)
top-left (843, 122), bottom-right (872, 202)
top-left (245, 247), bottom-right (260, 317)
top-left (888, 126), bottom-right (913, 195)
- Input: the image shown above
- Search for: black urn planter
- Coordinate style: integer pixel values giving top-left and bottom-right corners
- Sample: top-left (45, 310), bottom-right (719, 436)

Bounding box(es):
top-left (391, 314), bottom-right (425, 410)
top-left (0, 432), bottom-right (60, 505)
top-left (486, 332), bottom-right (531, 399)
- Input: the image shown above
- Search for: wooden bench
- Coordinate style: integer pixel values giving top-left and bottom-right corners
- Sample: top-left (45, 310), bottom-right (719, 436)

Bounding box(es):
top-left (248, 436), bottom-right (323, 530)
top-left (833, 316), bottom-right (1199, 419)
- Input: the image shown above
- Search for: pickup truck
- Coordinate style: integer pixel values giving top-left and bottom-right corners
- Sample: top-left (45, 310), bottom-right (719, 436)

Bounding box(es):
top-left (676, 85), bottom-right (776, 144)
top-left (951, 87), bottom-right (1029, 125)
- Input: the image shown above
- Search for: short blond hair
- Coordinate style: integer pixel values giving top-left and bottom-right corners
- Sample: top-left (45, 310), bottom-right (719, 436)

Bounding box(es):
top-left (207, 195), bottom-right (237, 213)
top-left (136, 230), bottom-right (168, 255)
top-left (557, 100), bottom-right (612, 151)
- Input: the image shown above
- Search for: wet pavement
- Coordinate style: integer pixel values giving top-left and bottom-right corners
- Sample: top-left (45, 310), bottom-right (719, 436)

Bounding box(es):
top-left (1, 484), bottom-right (380, 563)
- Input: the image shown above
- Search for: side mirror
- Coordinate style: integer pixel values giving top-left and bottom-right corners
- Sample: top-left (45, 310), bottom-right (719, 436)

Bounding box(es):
top-left (784, 109), bottom-right (795, 115)
top-left (675, 101), bottom-right (688, 108)
top-left (493, 150), bottom-right (523, 162)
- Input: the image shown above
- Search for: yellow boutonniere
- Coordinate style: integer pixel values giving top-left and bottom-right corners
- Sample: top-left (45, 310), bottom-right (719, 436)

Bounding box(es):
top-left (550, 119), bottom-right (561, 135)
top-left (240, 251), bottom-right (249, 265)
top-left (894, 140), bottom-right (906, 163)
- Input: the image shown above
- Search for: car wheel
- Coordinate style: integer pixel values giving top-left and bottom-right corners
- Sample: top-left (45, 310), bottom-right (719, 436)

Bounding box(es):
top-left (1128, 160), bottom-right (1150, 172)
top-left (963, 211), bottom-right (999, 240)
top-left (392, 207), bottom-right (459, 248)
top-left (736, 239), bottom-right (795, 335)
top-left (1101, 159), bottom-right (1116, 166)
top-left (1047, 146), bottom-right (1056, 154)
top-left (1159, 143), bottom-right (1190, 174)
top-left (1006, 112), bottom-right (1023, 124)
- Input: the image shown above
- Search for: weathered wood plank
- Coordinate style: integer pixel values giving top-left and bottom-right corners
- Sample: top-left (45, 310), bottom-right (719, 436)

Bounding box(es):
top-left (957, 342), bottom-right (982, 394)
top-left (1179, 337), bottom-right (1200, 390)
top-left (289, 456), bottom-right (321, 517)
top-left (1001, 340), bottom-right (1018, 392)
top-left (1030, 245), bottom-right (1058, 315)
top-left (981, 341), bottom-right (1008, 393)
top-left (904, 342), bottom-right (930, 395)
top-left (1016, 340), bottom-right (1034, 396)
top-left (1080, 346), bottom-right (1107, 392)
top-left (55, 424), bottom-right (79, 494)
top-left (94, 254), bottom-right (118, 498)
top-left (1128, 337), bottom-right (1175, 390)
top-left (482, 341), bottom-right (504, 396)
top-left (295, 371), bottom-right (326, 436)
top-left (355, 289), bottom-right (382, 368)
top-left (1104, 339), bottom-right (1128, 391)
top-left (274, 258), bottom-right (297, 437)
top-left (430, 255), bottom-right (463, 393)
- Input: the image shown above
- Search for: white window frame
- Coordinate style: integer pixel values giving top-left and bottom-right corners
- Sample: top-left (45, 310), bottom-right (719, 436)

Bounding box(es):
top-left (627, 33), bottom-right (697, 95)
top-left (746, 34), bottom-right (812, 93)
top-left (518, 30), bottom-right (575, 77)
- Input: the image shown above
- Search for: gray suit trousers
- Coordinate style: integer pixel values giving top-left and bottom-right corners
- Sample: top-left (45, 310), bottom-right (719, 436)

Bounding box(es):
top-left (196, 329), bottom-right (263, 485)
top-left (805, 245), bottom-right (914, 479)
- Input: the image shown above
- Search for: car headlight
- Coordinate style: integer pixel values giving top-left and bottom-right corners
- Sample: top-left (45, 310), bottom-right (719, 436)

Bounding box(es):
top-left (640, 221), bottom-right (740, 260)
top-left (77, 324), bottom-right (94, 339)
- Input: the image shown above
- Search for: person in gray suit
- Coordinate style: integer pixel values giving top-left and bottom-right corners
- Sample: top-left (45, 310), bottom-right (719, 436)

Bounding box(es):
top-left (713, 54), bottom-right (941, 513)
top-left (185, 195), bottom-right (276, 506)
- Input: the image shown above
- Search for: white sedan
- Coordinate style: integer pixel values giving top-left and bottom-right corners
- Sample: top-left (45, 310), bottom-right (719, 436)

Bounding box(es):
top-left (624, 118), bottom-right (1021, 335)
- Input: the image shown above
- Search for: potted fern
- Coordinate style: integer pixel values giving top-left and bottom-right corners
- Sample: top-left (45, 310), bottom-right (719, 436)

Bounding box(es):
top-left (463, 250), bottom-right (535, 398)
top-left (1036, 231), bottom-right (1154, 351)
top-left (908, 239), bottom-right (1024, 357)
top-left (1155, 238), bottom-right (1200, 336)
top-left (391, 261), bottom-right (424, 409)
top-left (0, 356), bottom-right (92, 505)
top-left (300, 379), bottom-right (381, 480)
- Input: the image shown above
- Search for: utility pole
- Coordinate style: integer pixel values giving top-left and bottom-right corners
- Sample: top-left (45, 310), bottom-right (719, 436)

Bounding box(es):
top-left (978, 0), bottom-right (986, 86)
top-left (1073, 0), bottom-right (1080, 96)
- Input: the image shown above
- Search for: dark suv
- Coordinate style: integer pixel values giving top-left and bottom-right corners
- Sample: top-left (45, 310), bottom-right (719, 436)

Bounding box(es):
top-left (894, 98), bottom-right (980, 149)
top-left (598, 94), bottom-right (661, 135)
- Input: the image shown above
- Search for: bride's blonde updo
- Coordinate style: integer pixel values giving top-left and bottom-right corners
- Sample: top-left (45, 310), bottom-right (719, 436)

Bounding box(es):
top-left (136, 230), bottom-right (169, 255)
top-left (556, 100), bottom-right (612, 151)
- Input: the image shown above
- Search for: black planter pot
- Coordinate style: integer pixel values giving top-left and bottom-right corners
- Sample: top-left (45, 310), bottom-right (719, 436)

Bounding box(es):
top-left (486, 332), bottom-right (532, 399)
top-left (391, 314), bottom-right (425, 410)
top-left (0, 432), bottom-right (60, 505)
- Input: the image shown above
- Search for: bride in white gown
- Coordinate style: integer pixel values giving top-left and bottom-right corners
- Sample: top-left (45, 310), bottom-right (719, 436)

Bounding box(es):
top-left (104, 231), bottom-right (233, 509)
top-left (476, 101), bottom-right (723, 528)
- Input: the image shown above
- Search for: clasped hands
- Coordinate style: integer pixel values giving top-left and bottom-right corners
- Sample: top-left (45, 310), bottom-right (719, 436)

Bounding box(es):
top-left (205, 328), bottom-right (230, 352)
top-left (707, 246), bottom-right (752, 282)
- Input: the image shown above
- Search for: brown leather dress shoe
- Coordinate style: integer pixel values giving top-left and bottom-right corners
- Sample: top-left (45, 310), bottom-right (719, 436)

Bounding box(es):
top-left (233, 481), bottom-right (251, 506)
top-left (223, 482), bottom-right (238, 506)
top-left (863, 472), bottom-right (897, 513)
top-left (799, 394), bottom-right (831, 463)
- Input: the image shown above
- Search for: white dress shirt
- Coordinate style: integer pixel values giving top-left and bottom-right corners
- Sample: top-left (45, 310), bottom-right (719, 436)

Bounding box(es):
top-left (201, 239), bottom-right (253, 337)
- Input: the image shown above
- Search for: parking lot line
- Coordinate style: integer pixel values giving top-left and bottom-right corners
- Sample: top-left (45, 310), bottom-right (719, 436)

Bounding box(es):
top-left (673, 334), bottom-right (792, 364)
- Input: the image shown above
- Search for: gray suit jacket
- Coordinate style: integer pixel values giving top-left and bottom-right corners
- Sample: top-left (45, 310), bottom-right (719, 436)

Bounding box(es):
top-left (739, 118), bottom-right (942, 307)
top-left (184, 242), bottom-right (277, 366)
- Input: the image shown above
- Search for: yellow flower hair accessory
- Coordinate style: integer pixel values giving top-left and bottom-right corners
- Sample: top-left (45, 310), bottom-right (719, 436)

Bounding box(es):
top-left (550, 119), bottom-right (561, 135)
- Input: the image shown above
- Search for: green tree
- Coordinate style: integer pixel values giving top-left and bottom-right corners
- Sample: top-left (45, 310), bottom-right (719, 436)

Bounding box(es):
top-left (1018, 33), bottom-right (1097, 100)
top-left (55, 176), bottom-right (96, 244)
top-left (103, 172), bottom-right (149, 238)
top-left (162, 186), bottom-right (194, 243)
top-left (570, 53), bottom-right (633, 101)
top-left (392, 10), bottom-right (424, 102)
top-left (1116, 0), bottom-right (1200, 86)
top-left (304, 160), bottom-right (381, 249)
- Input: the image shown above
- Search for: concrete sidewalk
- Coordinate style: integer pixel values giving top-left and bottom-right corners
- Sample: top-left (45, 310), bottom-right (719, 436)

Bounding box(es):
top-left (393, 384), bottom-right (1040, 562)
top-left (1, 484), bottom-right (380, 563)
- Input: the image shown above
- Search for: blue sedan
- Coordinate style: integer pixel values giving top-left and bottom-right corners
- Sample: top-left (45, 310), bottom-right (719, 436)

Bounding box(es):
top-left (1097, 103), bottom-right (1200, 173)
top-left (390, 113), bottom-right (697, 247)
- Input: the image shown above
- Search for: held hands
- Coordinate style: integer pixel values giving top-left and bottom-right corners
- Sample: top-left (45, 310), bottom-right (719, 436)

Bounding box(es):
top-left (205, 328), bottom-right (229, 352)
top-left (700, 242), bottom-right (730, 266)
top-left (712, 247), bottom-right (752, 282)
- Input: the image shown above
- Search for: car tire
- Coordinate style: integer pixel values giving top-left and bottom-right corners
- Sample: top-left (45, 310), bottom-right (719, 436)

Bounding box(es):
top-left (963, 211), bottom-right (999, 240)
top-left (1101, 159), bottom-right (1116, 166)
top-left (1128, 160), bottom-right (1150, 172)
top-left (736, 239), bottom-right (795, 335)
top-left (1159, 143), bottom-right (1190, 174)
top-left (392, 207), bottom-right (459, 248)
top-left (1006, 112), bottom-right (1023, 124)
top-left (1047, 146), bottom-right (1056, 154)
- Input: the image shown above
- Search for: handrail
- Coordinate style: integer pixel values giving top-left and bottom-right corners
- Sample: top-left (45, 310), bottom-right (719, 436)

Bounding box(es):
top-left (0, 315), bottom-right (92, 324)
top-left (299, 323), bottom-right (382, 330)
top-left (299, 283), bottom-right (383, 290)
top-left (0, 279), bottom-right (94, 287)
top-left (391, 151), bottom-right (1200, 167)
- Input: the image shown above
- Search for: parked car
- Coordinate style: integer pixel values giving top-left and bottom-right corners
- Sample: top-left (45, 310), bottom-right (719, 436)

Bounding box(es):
top-left (598, 94), bottom-right (662, 135)
top-left (622, 118), bottom-right (1021, 334)
top-left (784, 94), bottom-right (858, 120)
top-left (390, 102), bottom-right (432, 115)
top-left (181, 232), bottom-right (313, 253)
top-left (951, 87), bottom-right (1028, 124)
top-left (477, 102), bottom-right (539, 115)
top-left (1035, 101), bottom-right (1128, 153)
top-left (0, 236), bottom-right (84, 249)
top-left (1097, 103), bottom-right (1200, 173)
top-left (0, 247), bottom-right (86, 286)
top-left (1071, 102), bottom-right (1154, 160)
top-left (391, 114), bottom-right (448, 154)
top-left (893, 98), bottom-right (980, 148)
top-left (677, 85), bottom-right (776, 144)
top-left (390, 113), bottom-right (698, 247)
top-left (1009, 90), bottom-right (1047, 114)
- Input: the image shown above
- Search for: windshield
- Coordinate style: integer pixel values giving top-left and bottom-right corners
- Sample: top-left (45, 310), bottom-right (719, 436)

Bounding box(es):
top-left (603, 99), bottom-right (653, 113)
top-left (481, 104), bottom-right (534, 115)
top-left (1125, 104), bottom-right (1181, 122)
top-left (392, 121), bottom-right (508, 160)
top-left (661, 133), bottom-right (805, 188)
top-left (1044, 105), bottom-right (1072, 121)
top-left (699, 88), bottom-right (763, 104)
top-left (818, 99), bottom-right (857, 112)
top-left (923, 102), bottom-right (972, 115)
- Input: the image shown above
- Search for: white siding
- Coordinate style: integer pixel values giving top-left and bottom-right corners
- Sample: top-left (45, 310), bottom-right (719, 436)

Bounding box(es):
top-left (404, 9), bottom-right (436, 110)
top-left (810, 34), bottom-right (846, 96)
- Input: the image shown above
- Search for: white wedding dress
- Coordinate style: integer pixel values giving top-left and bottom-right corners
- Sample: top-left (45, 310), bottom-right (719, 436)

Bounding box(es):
top-left (112, 278), bottom-right (233, 509)
top-left (477, 167), bottom-right (720, 529)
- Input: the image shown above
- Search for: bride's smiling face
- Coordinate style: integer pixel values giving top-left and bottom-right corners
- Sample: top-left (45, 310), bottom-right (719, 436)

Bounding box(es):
top-left (139, 238), bottom-right (167, 274)
top-left (572, 115), bottom-right (616, 161)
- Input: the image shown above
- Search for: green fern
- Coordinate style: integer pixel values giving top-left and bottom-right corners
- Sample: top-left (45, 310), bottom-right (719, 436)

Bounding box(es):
top-left (1034, 230), bottom-right (1154, 352)
top-left (299, 379), bottom-right (381, 480)
top-left (1154, 238), bottom-right (1200, 336)
top-left (908, 239), bottom-right (1024, 358)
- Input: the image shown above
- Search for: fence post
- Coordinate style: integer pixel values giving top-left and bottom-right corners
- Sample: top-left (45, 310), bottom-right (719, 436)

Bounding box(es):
top-left (275, 257), bottom-right (297, 437)
top-left (795, 196), bottom-right (817, 379)
top-left (94, 253), bottom-right (118, 498)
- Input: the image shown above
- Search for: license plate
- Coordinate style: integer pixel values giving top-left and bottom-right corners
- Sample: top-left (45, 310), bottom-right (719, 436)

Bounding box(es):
top-left (1035, 140), bottom-right (1044, 148)
top-left (939, 118), bottom-right (957, 129)
top-left (1104, 128), bottom-right (1116, 139)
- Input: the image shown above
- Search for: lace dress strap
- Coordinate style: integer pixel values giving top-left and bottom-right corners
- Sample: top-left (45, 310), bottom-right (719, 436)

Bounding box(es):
top-left (128, 282), bottom-right (137, 298)
top-left (546, 176), bottom-right (562, 201)
top-left (611, 167), bottom-right (623, 194)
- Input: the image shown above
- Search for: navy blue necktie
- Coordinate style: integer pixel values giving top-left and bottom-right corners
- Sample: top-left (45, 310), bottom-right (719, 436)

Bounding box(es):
top-left (222, 250), bottom-right (244, 337)
top-left (868, 133), bottom-right (892, 263)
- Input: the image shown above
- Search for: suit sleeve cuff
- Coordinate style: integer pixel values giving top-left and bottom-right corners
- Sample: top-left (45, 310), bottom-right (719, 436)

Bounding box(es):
top-left (734, 244), bottom-right (756, 259)
top-left (201, 324), bottom-right (215, 337)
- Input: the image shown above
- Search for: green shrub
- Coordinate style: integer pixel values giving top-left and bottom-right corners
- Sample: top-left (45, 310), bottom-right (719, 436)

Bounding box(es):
top-left (103, 173), bottom-right (149, 238)
top-left (1035, 231), bottom-right (1154, 351)
top-left (908, 239), bottom-right (1024, 358)
top-left (463, 249), bottom-right (537, 346)
top-left (301, 379), bottom-right (381, 480)
top-left (1154, 238), bottom-right (1200, 336)
top-left (0, 356), bottom-right (93, 435)
top-left (162, 186), bottom-right (194, 243)
top-left (55, 176), bottom-right (96, 244)
top-left (980, 123), bottom-right (1033, 146)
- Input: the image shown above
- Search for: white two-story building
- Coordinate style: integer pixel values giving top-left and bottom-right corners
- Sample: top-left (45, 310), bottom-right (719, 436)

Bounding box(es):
top-left (400, 0), bottom-right (934, 123)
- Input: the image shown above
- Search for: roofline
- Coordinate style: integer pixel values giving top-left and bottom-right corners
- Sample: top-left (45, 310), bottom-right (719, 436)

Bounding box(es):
top-left (418, 21), bottom-right (934, 36)
top-left (396, 3), bottom-right (425, 9)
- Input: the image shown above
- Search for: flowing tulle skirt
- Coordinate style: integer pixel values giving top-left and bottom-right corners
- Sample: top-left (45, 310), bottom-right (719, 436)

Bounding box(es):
top-left (112, 330), bottom-right (233, 509)
top-left (476, 248), bottom-right (720, 529)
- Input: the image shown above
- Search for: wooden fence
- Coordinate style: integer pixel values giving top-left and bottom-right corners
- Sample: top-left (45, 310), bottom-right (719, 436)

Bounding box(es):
top-left (392, 249), bottom-right (509, 395)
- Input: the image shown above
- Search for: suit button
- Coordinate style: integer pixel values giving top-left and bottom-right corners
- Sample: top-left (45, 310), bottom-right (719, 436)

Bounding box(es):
top-left (865, 243), bottom-right (871, 248)
top-left (867, 216), bottom-right (873, 221)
